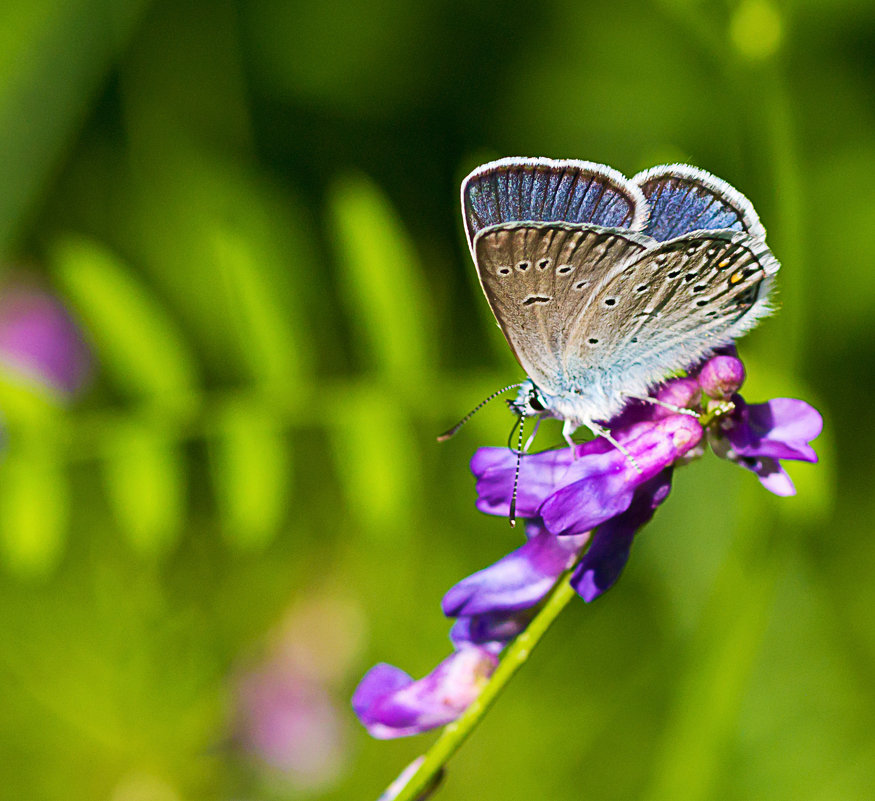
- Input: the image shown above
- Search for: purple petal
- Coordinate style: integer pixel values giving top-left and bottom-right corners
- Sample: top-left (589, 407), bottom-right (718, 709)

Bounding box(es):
top-left (725, 397), bottom-right (822, 462)
top-left (472, 437), bottom-right (614, 518)
top-left (449, 610), bottom-right (533, 651)
top-left (442, 521), bottom-right (589, 617)
top-left (352, 648), bottom-right (497, 739)
top-left (541, 416), bottom-right (702, 536)
top-left (735, 454), bottom-right (797, 496)
top-left (571, 470), bottom-right (673, 601)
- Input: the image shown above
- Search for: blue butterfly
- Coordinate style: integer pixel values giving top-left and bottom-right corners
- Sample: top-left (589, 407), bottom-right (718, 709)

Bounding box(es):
top-left (450, 157), bottom-right (779, 457)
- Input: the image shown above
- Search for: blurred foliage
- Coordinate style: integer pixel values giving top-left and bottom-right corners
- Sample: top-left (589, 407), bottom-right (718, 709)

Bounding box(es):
top-left (0, 0), bottom-right (870, 799)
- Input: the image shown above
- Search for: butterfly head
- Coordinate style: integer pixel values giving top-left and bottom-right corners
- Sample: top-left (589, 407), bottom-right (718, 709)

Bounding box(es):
top-left (507, 380), bottom-right (548, 419)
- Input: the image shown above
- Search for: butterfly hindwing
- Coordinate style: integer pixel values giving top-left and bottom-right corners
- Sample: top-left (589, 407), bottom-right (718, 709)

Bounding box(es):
top-left (562, 230), bottom-right (779, 399)
top-left (462, 158), bottom-right (648, 253)
top-left (632, 164), bottom-right (766, 242)
top-left (473, 221), bottom-right (652, 394)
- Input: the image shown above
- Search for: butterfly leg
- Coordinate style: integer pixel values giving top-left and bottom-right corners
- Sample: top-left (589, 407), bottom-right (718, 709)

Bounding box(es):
top-left (562, 419), bottom-right (578, 458)
top-left (523, 417), bottom-right (542, 452)
top-left (632, 395), bottom-right (700, 418)
top-left (590, 423), bottom-right (643, 474)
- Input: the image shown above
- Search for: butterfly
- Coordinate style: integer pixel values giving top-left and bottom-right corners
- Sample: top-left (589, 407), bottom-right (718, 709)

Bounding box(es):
top-left (451, 157), bottom-right (779, 457)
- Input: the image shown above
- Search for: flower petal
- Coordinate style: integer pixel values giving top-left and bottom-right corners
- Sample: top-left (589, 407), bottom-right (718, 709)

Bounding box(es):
top-left (472, 437), bottom-right (614, 518)
top-left (541, 416), bottom-right (702, 536)
top-left (571, 470), bottom-right (673, 601)
top-left (449, 610), bottom-right (534, 651)
top-left (725, 397), bottom-right (822, 462)
top-left (442, 521), bottom-right (589, 617)
top-left (352, 648), bottom-right (497, 739)
top-left (736, 454), bottom-right (797, 496)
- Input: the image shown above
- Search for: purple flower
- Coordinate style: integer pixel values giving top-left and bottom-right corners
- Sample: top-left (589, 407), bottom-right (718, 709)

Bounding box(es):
top-left (710, 394), bottom-right (822, 496)
top-left (571, 469), bottom-right (673, 601)
top-left (0, 282), bottom-right (91, 397)
top-left (443, 521), bottom-right (589, 649)
top-left (352, 646), bottom-right (498, 738)
top-left (354, 351), bottom-right (823, 745)
top-left (473, 415), bottom-right (703, 536)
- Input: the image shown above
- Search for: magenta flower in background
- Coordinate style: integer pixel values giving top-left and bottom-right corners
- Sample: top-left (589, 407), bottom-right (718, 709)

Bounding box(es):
top-left (237, 664), bottom-right (347, 789)
top-left (235, 594), bottom-right (364, 791)
top-left (0, 282), bottom-right (91, 397)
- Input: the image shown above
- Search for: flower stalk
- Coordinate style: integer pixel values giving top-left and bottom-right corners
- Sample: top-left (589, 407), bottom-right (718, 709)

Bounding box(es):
top-left (389, 566), bottom-right (579, 801)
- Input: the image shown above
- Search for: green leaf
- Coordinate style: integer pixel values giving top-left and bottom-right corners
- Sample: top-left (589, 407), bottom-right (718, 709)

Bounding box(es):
top-left (50, 235), bottom-right (200, 415)
top-left (328, 383), bottom-right (418, 541)
top-left (210, 398), bottom-right (290, 550)
top-left (328, 174), bottom-right (435, 389)
top-left (0, 431), bottom-right (69, 577)
top-left (210, 226), bottom-right (307, 392)
top-left (101, 418), bottom-right (185, 557)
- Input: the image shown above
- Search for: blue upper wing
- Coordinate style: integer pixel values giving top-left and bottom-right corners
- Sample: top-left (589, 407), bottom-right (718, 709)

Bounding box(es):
top-left (632, 164), bottom-right (766, 242)
top-left (461, 157), bottom-right (647, 253)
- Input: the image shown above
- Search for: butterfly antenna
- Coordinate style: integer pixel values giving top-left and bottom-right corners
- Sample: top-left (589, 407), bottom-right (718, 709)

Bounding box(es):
top-left (437, 383), bottom-right (523, 442)
top-left (508, 408), bottom-right (527, 528)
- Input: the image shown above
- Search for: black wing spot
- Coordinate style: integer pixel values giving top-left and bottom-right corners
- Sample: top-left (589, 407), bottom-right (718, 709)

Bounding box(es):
top-left (522, 295), bottom-right (552, 306)
top-left (604, 297), bottom-right (617, 307)
top-left (587, 338), bottom-right (599, 345)
top-left (630, 337), bottom-right (638, 343)
top-left (635, 284), bottom-right (648, 292)
top-left (683, 273), bottom-right (697, 282)
top-left (667, 269), bottom-right (681, 279)
top-left (695, 299), bottom-right (709, 307)
top-left (498, 267), bottom-right (511, 275)
top-left (538, 258), bottom-right (551, 270)
top-left (693, 284), bottom-right (707, 293)
top-left (574, 280), bottom-right (590, 290)
top-left (517, 261), bottom-right (530, 271)
top-left (557, 264), bottom-right (573, 275)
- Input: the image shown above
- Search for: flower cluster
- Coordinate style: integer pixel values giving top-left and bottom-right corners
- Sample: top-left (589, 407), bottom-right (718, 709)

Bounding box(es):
top-left (353, 351), bottom-right (822, 739)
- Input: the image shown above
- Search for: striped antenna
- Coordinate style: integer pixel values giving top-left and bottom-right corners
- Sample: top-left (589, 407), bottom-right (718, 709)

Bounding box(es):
top-left (437, 383), bottom-right (523, 442)
top-left (508, 407), bottom-right (528, 528)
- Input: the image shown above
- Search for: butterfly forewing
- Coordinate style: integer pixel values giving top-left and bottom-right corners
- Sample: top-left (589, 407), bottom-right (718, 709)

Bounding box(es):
top-left (462, 158), bottom-right (648, 251)
top-left (473, 222), bottom-right (652, 394)
top-left (632, 165), bottom-right (766, 242)
top-left (562, 231), bottom-right (778, 394)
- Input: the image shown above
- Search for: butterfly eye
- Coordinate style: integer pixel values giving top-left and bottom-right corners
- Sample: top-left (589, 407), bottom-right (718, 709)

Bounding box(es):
top-left (527, 393), bottom-right (545, 412)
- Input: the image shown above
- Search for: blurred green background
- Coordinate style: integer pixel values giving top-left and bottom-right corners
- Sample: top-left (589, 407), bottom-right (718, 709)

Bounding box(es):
top-left (0, 0), bottom-right (868, 798)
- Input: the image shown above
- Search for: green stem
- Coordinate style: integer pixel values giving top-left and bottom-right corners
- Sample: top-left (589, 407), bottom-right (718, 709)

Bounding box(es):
top-left (389, 567), bottom-right (580, 801)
